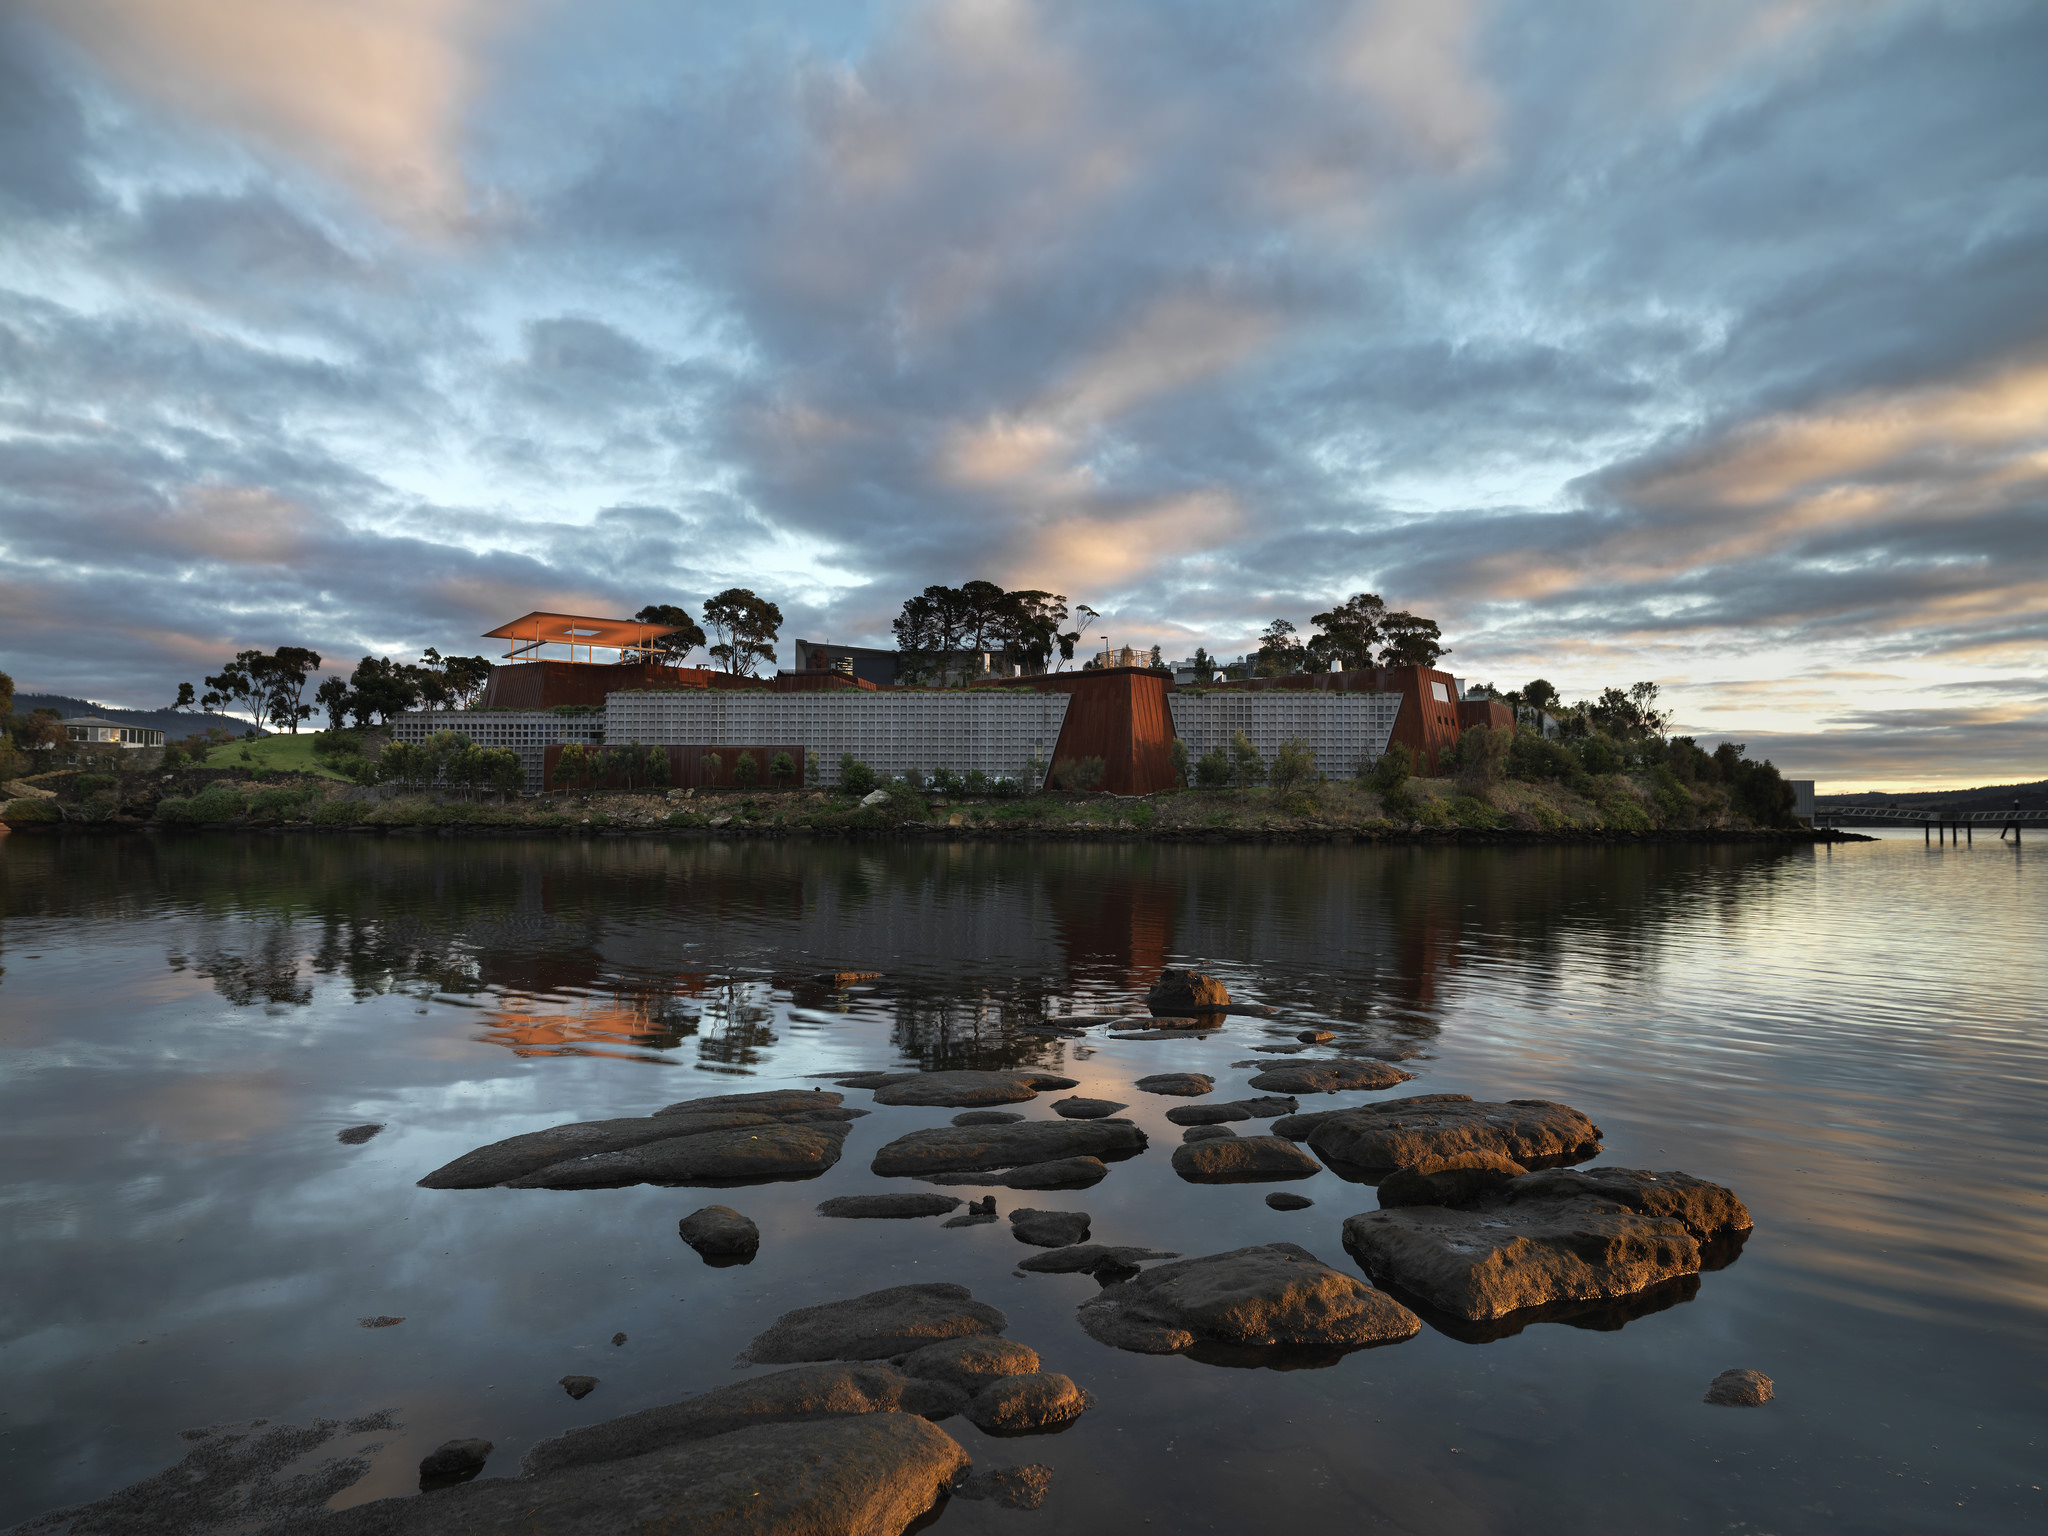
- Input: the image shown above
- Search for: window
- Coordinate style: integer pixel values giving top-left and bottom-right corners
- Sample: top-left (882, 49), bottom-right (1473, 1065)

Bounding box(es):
top-left (1430, 681), bottom-right (1450, 703)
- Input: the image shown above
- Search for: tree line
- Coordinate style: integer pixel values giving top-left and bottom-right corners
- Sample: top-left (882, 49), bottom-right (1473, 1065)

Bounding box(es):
top-left (168, 648), bottom-right (494, 733)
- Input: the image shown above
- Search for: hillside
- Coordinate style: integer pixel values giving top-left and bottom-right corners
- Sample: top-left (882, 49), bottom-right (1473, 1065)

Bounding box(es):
top-left (12, 693), bottom-right (261, 741)
top-left (1814, 779), bottom-right (2047, 813)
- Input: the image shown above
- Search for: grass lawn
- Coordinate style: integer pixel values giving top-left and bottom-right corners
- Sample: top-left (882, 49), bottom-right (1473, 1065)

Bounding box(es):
top-left (215, 733), bottom-right (350, 780)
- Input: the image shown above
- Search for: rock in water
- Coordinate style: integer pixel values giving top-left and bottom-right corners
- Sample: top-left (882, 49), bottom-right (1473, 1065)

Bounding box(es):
top-left (1341, 1167), bottom-right (1752, 1321)
top-left (560, 1376), bottom-right (599, 1400)
top-left (524, 1363), bottom-right (967, 1475)
top-left (507, 1121), bottom-right (852, 1189)
top-left (1181, 1125), bottom-right (1237, 1143)
top-left (304, 1416), bottom-right (969, 1535)
top-left (1296, 1030), bottom-right (1335, 1044)
top-left (1009, 1209), bottom-right (1091, 1247)
top-left (954, 1463), bottom-right (1054, 1510)
top-left (417, 1439), bottom-right (490, 1491)
top-left (1052, 1097), bottom-right (1128, 1119)
top-left (612, 1333), bottom-right (627, 1346)
top-left (677, 1205), bottom-right (759, 1263)
top-left (897, 1337), bottom-right (1041, 1393)
top-left (1277, 1094), bottom-right (1603, 1172)
top-left (1015, 1243), bottom-right (1180, 1274)
top-left (817, 1193), bottom-right (963, 1219)
top-left (418, 1113), bottom-right (780, 1189)
top-left (1377, 1151), bottom-right (1526, 1207)
top-left (1245, 1060), bottom-right (1415, 1095)
top-left (1147, 968), bottom-right (1230, 1014)
top-left (1704, 1368), bottom-right (1774, 1406)
top-left (1166, 1095), bottom-right (1298, 1126)
top-left (1076, 1243), bottom-right (1420, 1356)
top-left (1266, 1192), bottom-right (1314, 1211)
top-left (745, 1283), bottom-right (1008, 1364)
top-left (963, 1373), bottom-right (1090, 1434)
top-left (996, 1157), bottom-right (1110, 1190)
top-left (859, 1070), bottom-right (1079, 1108)
top-left (337, 1123), bottom-right (384, 1145)
top-left (655, 1089), bottom-right (853, 1117)
top-left (1135, 1073), bottom-right (1215, 1097)
top-left (1171, 1135), bottom-right (1322, 1183)
top-left (871, 1119), bottom-right (1145, 1177)
top-left (952, 1110), bottom-right (1025, 1127)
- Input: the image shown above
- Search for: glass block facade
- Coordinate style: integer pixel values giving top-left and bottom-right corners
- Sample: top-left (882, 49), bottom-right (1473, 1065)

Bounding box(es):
top-left (388, 710), bottom-right (605, 792)
top-left (1167, 690), bottom-right (1403, 779)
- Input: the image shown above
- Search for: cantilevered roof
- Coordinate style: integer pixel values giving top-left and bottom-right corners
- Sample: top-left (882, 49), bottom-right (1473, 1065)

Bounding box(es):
top-left (483, 612), bottom-right (681, 653)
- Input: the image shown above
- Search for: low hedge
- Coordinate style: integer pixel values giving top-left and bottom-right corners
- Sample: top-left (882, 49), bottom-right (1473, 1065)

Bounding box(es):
top-left (155, 787), bottom-right (245, 824)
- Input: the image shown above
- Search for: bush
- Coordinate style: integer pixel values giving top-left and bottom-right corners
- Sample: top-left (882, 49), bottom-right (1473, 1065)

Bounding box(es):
top-left (1195, 749), bottom-right (1232, 787)
top-left (1053, 755), bottom-right (1104, 792)
top-left (1380, 786), bottom-right (1417, 820)
top-left (68, 773), bottom-right (117, 801)
top-left (1228, 731), bottom-right (1266, 788)
top-left (1508, 730), bottom-right (1576, 782)
top-left (247, 785), bottom-right (315, 820)
top-left (839, 755), bottom-right (877, 796)
top-left (1649, 764), bottom-right (1692, 824)
top-left (1455, 726), bottom-right (1510, 795)
top-left (929, 766), bottom-right (964, 796)
top-left (311, 727), bottom-right (366, 758)
top-left (1169, 738), bottom-right (1191, 787)
top-left (768, 750), bottom-right (794, 787)
top-left (696, 750), bottom-right (724, 787)
top-left (156, 786), bottom-right (245, 824)
top-left (1367, 741), bottom-right (1414, 795)
top-left (1577, 734), bottom-right (1624, 775)
top-left (1450, 794), bottom-right (1503, 829)
top-left (309, 797), bottom-right (365, 826)
top-left (1270, 738), bottom-right (1317, 790)
top-left (1599, 790), bottom-right (1653, 833)
top-left (732, 751), bottom-right (759, 789)
top-left (1730, 756), bottom-right (1795, 826)
top-left (2, 797), bottom-right (60, 825)
top-left (325, 753), bottom-right (377, 786)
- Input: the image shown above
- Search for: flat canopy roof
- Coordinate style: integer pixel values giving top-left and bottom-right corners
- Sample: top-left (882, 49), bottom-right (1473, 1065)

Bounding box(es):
top-left (483, 612), bottom-right (681, 654)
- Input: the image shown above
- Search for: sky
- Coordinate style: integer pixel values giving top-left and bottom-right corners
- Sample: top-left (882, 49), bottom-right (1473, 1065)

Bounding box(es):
top-left (0, 0), bottom-right (2043, 791)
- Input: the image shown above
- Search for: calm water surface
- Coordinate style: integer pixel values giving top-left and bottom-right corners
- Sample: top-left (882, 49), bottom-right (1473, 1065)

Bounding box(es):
top-left (0, 831), bottom-right (2042, 1534)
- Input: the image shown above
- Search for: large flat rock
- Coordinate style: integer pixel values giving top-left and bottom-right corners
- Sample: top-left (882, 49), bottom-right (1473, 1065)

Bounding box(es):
top-left (872, 1119), bottom-right (1146, 1177)
top-left (418, 1112), bottom-right (781, 1189)
top-left (506, 1121), bottom-right (852, 1189)
top-left (1016, 1243), bottom-right (1180, 1274)
top-left (1277, 1094), bottom-right (1603, 1173)
top-left (655, 1089), bottom-right (854, 1117)
top-left (1076, 1243), bottom-right (1420, 1356)
top-left (523, 1363), bottom-right (965, 1477)
top-left (817, 1193), bottom-right (962, 1219)
top-left (745, 1282), bottom-right (1008, 1364)
top-left (1171, 1135), bottom-right (1322, 1183)
top-left (1135, 1073), bottom-right (1214, 1097)
top-left (1165, 1095), bottom-right (1298, 1126)
top-left (1341, 1166), bottom-right (1752, 1321)
top-left (301, 1414), bottom-right (969, 1536)
top-left (854, 1070), bottom-right (1079, 1107)
top-left (1245, 1060), bottom-right (1416, 1095)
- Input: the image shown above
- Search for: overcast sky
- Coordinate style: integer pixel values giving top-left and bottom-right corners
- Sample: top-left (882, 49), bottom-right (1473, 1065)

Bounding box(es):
top-left (1, 0), bottom-right (2043, 789)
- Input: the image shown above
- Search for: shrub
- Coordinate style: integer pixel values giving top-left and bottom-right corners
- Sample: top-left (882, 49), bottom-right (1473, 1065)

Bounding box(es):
top-left (68, 773), bottom-right (117, 801)
top-left (1169, 738), bottom-right (1191, 787)
top-left (1195, 748), bottom-right (1232, 787)
top-left (768, 750), bottom-right (794, 787)
top-left (1270, 737), bottom-right (1317, 790)
top-left (1367, 741), bottom-right (1414, 795)
top-left (156, 786), bottom-right (245, 824)
top-left (838, 755), bottom-right (876, 796)
top-left (697, 750), bottom-right (724, 787)
top-left (1577, 734), bottom-right (1624, 775)
top-left (484, 748), bottom-right (522, 797)
top-left (1228, 731), bottom-right (1266, 788)
top-left (963, 768), bottom-right (991, 796)
top-left (929, 766), bottom-right (964, 796)
top-left (325, 753), bottom-right (377, 786)
top-left (1729, 755), bottom-right (1795, 826)
top-left (1380, 786), bottom-right (1417, 820)
top-left (309, 797), bottom-right (365, 826)
top-left (311, 728), bottom-right (366, 758)
top-left (1649, 764), bottom-right (1692, 824)
top-left (1449, 794), bottom-right (1502, 829)
top-left (1508, 730), bottom-right (1576, 782)
top-left (1053, 755), bottom-right (1104, 792)
top-left (1599, 791), bottom-right (1653, 833)
top-left (2, 797), bottom-right (61, 825)
top-left (1455, 726), bottom-right (1510, 795)
top-left (1275, 790), bottom-right (1317, 817)
top-left (732, 751), bottom-right (759, 789)
top-left (247, 785), bottom-right (315, 820)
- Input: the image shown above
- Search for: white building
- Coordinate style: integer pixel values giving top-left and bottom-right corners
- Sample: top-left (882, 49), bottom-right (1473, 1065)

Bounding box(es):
top-left (62, 716), bottom-right (164, 749)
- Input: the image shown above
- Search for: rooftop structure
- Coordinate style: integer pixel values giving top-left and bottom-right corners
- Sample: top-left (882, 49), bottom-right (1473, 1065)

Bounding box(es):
top-left (483, 611), bottom-right (682, 665)
top-left (62, 716), bottom-right (164, 748)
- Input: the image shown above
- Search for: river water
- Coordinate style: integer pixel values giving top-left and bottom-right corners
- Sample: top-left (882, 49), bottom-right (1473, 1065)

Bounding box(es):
top-left (0, 831), bottom-right (2041, 1534)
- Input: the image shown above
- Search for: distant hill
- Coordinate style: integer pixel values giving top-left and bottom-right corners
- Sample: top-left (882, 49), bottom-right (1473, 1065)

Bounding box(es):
top-left (1815, 779), bottom-right (2047, 814)
top-left (11, 692), bottom-right (263, 740)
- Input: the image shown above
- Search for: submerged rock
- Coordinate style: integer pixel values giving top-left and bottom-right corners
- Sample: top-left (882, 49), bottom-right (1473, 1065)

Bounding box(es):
top-left (872, 1119), bottom-right (1145, 1177)
top-left (304, 1415), bottom-right (970, 1536)
top-left (1147, 968), bottom-right (1230, 1014)
top-left (1377, 1151), bottom-right (1525, 1208)
top-left (1015, 1243), bottom-right (1180, 1274)
top-left (1165, 1095), bottom-right (1298, 1126)
top-left (1275, 1094), bottom-right (1603, 1173)
top-left (744, 1282), bottom-right (1008, 1364)
top-left (417, 1438), bottom-right (490, 1491)
top-left (1076, 1243), bottom-right (1419, 1356)
top-left (1245, 1060), bottom-right (1415, 1095)
top-left (1705, 1368), bottom-right (1774, 1407)
top-left (1052, 1097), bottom-right (1128, 1119)
top-left (952, 1110), bottom-right (1025, 1127)
top-left (1009, 1209), bottom-right (1090, 1248)
top-left (1181, 1125), bottom-right (1237, 1143)
top-left (1265, 1192), bottom-right (1314, 1211)
top-left (1341, 1166), bottom-right (1752, 1321)
top-left (337, 1124), bottom-right (384, 1145)
top-left (1171, 1135), bottom-right (1323, 1183)
top-left (897, 1336), bottom-right (1040, 1394)
top-left (524, 1363), bottom-right (967, 1476)
top-left (860, 1070), bottom-right (1079, 1108)
top-left (817, 1193), bottom-right (963, 1219)
top-left (1135, 1073), bottom-right (1215, 1097)
top-left (655, 1089), bottom-right (856, 1118)
top-left (1296, 1030), bottom-right (1335, 1044)
top-left (1109, 1025), bottom-right (1226, 1041)
top-left (560, 1376), bottom-right (599, 1401)
top-left (953, 1463), bottom-right (1053, 1510)
top-left (995, 1157), bottom-right (1111, 1190)
top-left (963, 1373), bottom-right (1090, 1434)
top-left (677, 1205), bottom-right (759, 1263)
top-left (507, 1121), bottom-right (853, 1189)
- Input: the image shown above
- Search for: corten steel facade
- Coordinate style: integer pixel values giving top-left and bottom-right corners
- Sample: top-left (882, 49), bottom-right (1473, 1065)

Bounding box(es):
top-left (544, 742), bottom-right (809, 791)
top-left (1456, 698), bottom-right (1514, 734)
top-left (1204, 666), bottom-right (1463, 772)
top-left (989, 667), bottom-right (1180, 795)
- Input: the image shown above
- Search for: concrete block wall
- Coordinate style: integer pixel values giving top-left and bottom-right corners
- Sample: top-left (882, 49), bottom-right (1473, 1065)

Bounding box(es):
top-left (389, 710), bottom-right (605, 792)
top-left (605, 690), bottom-right (1071, 787)
top-left (1167, 690), bottom-right (1402, 779)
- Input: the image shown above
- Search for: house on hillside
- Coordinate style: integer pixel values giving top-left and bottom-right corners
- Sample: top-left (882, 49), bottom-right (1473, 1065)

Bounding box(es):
top-left (62, 716), bottom-right (164, 749)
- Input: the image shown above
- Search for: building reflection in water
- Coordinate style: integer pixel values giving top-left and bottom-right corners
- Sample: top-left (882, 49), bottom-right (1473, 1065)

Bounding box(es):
top-left (477, 973), bottom-right (714, 1062)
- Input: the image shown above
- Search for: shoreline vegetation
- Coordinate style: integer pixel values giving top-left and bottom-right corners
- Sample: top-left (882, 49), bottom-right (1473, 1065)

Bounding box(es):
top-left (3, 763), bottom-right (1855, 844)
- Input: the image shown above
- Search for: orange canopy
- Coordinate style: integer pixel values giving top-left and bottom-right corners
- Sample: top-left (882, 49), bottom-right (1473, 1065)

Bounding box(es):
top-left (483, 611), bottom-right (682, 661)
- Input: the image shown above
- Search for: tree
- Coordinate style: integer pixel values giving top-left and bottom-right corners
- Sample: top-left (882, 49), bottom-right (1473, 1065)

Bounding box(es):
top-left (769, 750), bottom-right (795, 786)
top-left (1169, 738), bottom-right (1191, 787)
top-left (1058, 605), bottom-right (1099, 671)
top-left (421, 648), bottom-right (492, 708)
top-left (732, 750), bottom-right (759, 788)
top-left (1367, 741), bottom-right (1414, 795)
top-left (484, 747), bottom-right (523, 797)
top-left (261, 646), bottom-right (322, 733)
top-left (1586, 682), bottom-right (1669, 739)
top-left (993, 589), bottom-right (1068, 674)
top-left (199, 652), bottom-right (272, 731)
top-left (839, 754), bottom-right (876, 795)
top-left (645, 747), bottom-right (671, 789)
top-left (1522, 678), bottom-right (1558, 711)
top-left (1254, 620), bottom-right (1303, 677)
top-left (1455, 725), bottom-right (1510, 795)
top-left (1148, 644), bottom-right (1163, 669)
top-left (1228, 730), bottom-right (1267, 788)
top-left (169, 681), bottom-right (195, 712)
top-left (1190, 647), bottom-right (1216, 683)
top-left (703, 588), bottom-right (783, 676)
top-left (1309, 593), bottom-right (1386, 671)
top-left (629, 604), bottom-right (707, 664)
top-left (1195, 748), bottom-right (1231, 786)
top-left (315, 675), bottom-right (353, 730)
top-left (345, 656), bottom-right (423, 725)
top-left (1377, 611), bottom-right (1448, 668)
top-left (1270, 737), bottom-right (1317, 790)
top-left (552, 743), bottom-right (592, 790)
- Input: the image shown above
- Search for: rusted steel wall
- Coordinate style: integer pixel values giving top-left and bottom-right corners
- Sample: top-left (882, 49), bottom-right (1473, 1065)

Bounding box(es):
top-left (542, 743), bottom-right (807, 791)
top-left (481, 662), bottom-right (714, 710)
top-left (1001, 668), bottom-right (1179, 794)
top-left (1456, 699), bottom-right (1514, 733)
